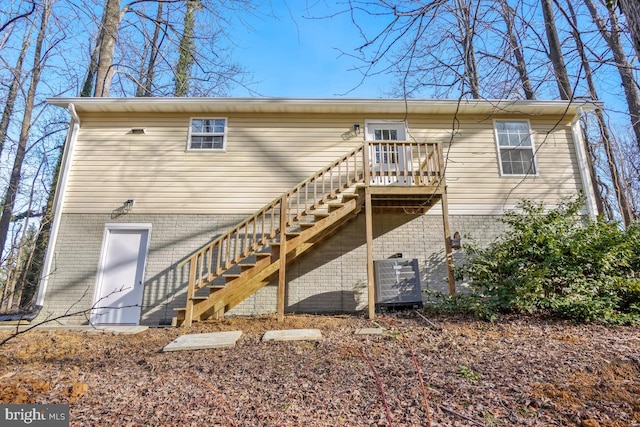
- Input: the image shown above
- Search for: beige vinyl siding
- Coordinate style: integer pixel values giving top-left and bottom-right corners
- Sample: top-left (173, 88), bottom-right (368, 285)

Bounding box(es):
top-left (63, 112), bottom-right (584, 214)
top-left (64, 113), bottom-right (365, 214)
top-left (409, 114), bottom-right (582, 207)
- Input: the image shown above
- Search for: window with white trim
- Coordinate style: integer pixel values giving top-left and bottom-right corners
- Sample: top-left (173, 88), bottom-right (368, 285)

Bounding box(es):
top-left (188, 118), bottom-right (227, 150)
top-left (494, 120), bottom-right (537, 175)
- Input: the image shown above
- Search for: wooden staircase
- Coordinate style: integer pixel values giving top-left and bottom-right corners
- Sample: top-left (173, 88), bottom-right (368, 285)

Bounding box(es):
top-left (173, 141), bottom-right (446, 326)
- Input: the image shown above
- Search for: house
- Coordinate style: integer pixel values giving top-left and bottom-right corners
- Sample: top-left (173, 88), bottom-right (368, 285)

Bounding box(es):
top-left (34, 98), bottom-right (599, 326)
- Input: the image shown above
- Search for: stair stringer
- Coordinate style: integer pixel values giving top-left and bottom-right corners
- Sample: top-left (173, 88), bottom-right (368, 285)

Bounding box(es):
top-left (174, 185), bottom-right (365, 325)
top-left (199, 195), bottom-right (364, 321)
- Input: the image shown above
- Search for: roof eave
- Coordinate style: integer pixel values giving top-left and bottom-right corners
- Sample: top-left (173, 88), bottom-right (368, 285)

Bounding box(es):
top-left (46, 97), bottom-right (603, 117)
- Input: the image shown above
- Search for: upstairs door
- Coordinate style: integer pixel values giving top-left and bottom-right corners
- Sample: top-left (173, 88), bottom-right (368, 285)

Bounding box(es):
top-left (366, 121), bottom-right (411, 185)
top-left (91, 225), bottom-right (151, 325)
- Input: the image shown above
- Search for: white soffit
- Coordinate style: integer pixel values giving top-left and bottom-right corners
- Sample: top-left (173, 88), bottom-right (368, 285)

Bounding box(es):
top-left (46, 97), bottom-right (602, 117)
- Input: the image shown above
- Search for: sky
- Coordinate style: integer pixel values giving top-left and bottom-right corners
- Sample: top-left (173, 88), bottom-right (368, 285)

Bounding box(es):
top-left (228, 1), bottom-right (393, 98)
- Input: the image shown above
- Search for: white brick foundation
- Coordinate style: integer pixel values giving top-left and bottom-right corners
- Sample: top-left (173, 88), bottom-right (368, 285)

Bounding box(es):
top-left (37, 212), bottom-right (507, 325)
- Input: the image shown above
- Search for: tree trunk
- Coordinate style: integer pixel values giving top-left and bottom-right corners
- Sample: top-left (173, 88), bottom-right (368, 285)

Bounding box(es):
top-left (541, 0), bottom-right (572, 100)
top-left (18, 155), bottom-right (59, 309)
top-left (174, 0), bottom-right (199, 97)
top-left (499, 0), bottom-right (536, 100)
top-left (455, 0), bottom-right (481, 99)
top-left (559, 0), bottom-right (632, 225)
top-left (586, 0), bottom-right (640, 155)
top-left (93, 0), bottom-right (121, 97)
top-left (80, 29), bottom-right (103, 97)
top-left (137, 1), bottom-right (165, 97)
top-left (0, 0), bottom-right (51, 262)
top-left (616, 0), bottom-right (640, 60)
top-left (0, 22), bottom-right (32, 158)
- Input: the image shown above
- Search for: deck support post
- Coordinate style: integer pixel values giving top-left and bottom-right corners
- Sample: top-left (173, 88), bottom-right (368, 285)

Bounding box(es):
top-left (277, 195), bottom-right (287, 322)
top-left (441, 190), bottom-right (456, 295)
top-left (184, 258), bottom-right (197, 327)
top-left (365, 188), bottom-right (375, 319)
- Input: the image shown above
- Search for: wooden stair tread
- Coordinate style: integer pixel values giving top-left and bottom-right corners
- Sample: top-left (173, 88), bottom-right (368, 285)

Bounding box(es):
top-left (341, 193), bottom-right (360, 200)
top-left (191, 198), bottom-right (361, 322)
top-left (176, 192), bottom-right (363, 326)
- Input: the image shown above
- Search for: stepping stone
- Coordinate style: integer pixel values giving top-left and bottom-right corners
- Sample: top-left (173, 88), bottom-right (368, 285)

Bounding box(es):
top-left (262, 329), bottom-right (323, 342)
top-left (163, 331), bottom-right (242, 352)
top-left (355, 327), bottom-right (384, 335)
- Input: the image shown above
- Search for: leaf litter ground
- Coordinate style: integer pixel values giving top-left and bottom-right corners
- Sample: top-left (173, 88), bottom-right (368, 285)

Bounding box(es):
top-left (1, 312), bottom-right (639, 426)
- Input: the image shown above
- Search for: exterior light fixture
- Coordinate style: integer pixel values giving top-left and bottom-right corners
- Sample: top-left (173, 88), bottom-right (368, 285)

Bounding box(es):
top-left (353, 124), bottom-right (360, 135)
top-left (111, 199), bottom-right (136, 219)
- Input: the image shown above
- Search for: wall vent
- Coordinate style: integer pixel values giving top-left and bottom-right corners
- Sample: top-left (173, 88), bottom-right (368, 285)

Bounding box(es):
top-left (373, 258), bottom-right (423, 311)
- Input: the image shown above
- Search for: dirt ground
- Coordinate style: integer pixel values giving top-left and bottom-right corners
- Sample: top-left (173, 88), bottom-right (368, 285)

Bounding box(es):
top-left (0, 312), bottom-right (639, 426)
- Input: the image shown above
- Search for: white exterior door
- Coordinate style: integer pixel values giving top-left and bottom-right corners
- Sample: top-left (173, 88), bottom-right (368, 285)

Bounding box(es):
top-left (366, 121), bottom-right (411, 185)
top-left (91, 225), bottom-right (151, 324)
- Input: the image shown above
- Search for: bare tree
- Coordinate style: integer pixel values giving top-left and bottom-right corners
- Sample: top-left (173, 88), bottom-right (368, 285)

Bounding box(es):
top-left (455, 0), bottom-right (481, 98)
top-left (498, 0), bottom-right (536, 99)
top-left (0, 0), bottom-right (37, 35)
top-left (0, 17), bottom-right (33, 159)
top-left (585, 0), bottom-right (640, 155)
top-left (611, 0), bottom-right (640, 60)
top-left (541, 0), bottom-right (572, 100)
top-left (79, 0), bottom-right (254, 98)
top-left (0, 0), bottom-right (52, 263)
top-left (93, 0), bottom-right (121, 97)
top-left (80, 5), bottom-right (107, 98)
top-left (554, 0), bottom-right (632, 225)
top-left (616, 132), bottom-right (640, 218)
top-left (136, 1), bottom-right (165, 97)
top-left (174, 0), bottom-right (200, 96)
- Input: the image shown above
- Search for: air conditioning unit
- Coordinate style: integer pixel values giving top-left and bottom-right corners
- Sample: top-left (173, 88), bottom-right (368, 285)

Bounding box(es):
top-left (373, 258), bottom-right (423, 311)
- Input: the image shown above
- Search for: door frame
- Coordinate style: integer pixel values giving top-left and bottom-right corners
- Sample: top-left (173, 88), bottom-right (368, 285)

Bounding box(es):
top-left (364, 119), bottom-right (411, 185)
top-left (91, 223), bottom-right (152, 325)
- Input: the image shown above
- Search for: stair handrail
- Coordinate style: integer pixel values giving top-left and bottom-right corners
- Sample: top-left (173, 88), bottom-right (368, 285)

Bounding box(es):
top-left (178, 143), bottom-right (366, 291)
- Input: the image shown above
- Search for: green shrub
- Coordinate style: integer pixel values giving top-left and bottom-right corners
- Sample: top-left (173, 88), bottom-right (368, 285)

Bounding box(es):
top-left (454, 196), bottom-right (640, 325)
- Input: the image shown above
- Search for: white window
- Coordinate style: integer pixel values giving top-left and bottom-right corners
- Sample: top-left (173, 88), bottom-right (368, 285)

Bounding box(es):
top-left (494, 120), bottom-right (537, 176)
top-left (188, 118), bottom-right (227, 150)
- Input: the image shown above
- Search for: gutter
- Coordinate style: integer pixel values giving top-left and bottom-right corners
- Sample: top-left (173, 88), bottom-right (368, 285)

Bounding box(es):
top-left (571, 107), bottom-right (598, 219)
top-left (34, 103), bottom-right (81, 309)
top-left (46, 96), bottom-right (603, 117)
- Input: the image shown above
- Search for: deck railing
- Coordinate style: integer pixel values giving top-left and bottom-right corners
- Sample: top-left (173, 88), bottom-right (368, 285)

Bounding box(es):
top-left (365, 141), bottom-right (442, 186)
top-left (179, 141), bottom-right (443, 314)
